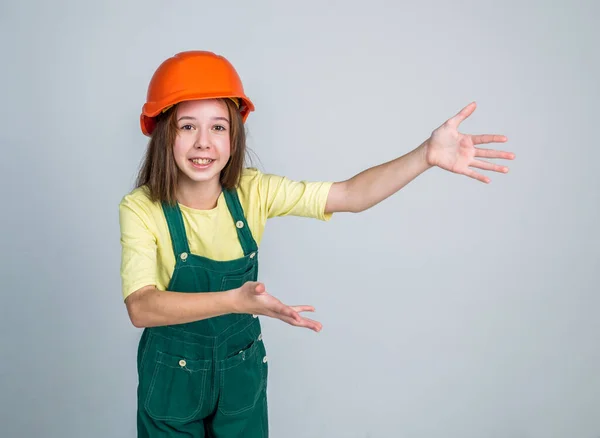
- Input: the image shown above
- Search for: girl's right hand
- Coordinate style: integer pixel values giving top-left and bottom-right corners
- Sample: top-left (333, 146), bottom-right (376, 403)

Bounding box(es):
top-left (232, 281), bottom-right (322, 332)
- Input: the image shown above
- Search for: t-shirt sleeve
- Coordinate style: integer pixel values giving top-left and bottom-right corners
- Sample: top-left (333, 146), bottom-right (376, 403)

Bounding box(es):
top-left (118, 193), bottom-right (158, 301)
top-left (256, 171), bottom-right (334, 221)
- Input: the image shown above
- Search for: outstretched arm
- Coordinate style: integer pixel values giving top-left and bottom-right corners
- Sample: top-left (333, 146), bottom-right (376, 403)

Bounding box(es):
top-left (125, 283), bottom-right (321, 332)
top-left (325, 102), bottom-right (515, 214)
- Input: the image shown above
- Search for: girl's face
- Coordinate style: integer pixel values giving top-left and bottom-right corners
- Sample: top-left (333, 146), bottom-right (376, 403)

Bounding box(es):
top-left (173, 99), bottom-right (231, 188)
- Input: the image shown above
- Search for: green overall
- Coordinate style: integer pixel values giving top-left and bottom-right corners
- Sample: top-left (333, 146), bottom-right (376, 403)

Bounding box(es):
top-left (136, 189), bottom-right (269, 437)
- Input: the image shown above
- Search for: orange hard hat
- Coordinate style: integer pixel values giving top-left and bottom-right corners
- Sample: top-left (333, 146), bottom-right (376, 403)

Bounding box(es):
top-left (140, 50), bottom-right (255, 136)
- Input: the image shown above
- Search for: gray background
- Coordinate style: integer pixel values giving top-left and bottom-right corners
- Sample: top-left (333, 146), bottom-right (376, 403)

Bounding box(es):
top-left (1, 0), bottom-right (598, 437)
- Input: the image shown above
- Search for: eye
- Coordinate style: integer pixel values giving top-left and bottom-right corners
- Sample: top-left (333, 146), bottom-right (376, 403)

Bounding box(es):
top-left (213, 125), bottom-right (227, 132)
top-left (180, 124), bottom-right (194, 131)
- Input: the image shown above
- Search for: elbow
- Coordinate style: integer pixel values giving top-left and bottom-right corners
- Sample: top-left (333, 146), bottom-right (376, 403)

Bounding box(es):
top-left (125, 286), bottom-right (154, 328)
top-left (348, 203), bottom-right (365, 213)
top-left (328, 181), bottom-right (364, 214)
top-left (345, 198), bottom-right (365, 213)
top-left (126, 300), bottom-right (146, 328)
top-left (128, 310), bottom-right (147, 329)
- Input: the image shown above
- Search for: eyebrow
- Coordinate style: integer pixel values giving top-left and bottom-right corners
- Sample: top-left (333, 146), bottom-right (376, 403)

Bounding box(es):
top-left (177, 116), bottom-right (230, 123)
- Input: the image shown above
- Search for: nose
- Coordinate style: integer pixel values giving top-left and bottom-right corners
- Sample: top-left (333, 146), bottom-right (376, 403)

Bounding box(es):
top-left (194, 129), bottom-right (211, 149)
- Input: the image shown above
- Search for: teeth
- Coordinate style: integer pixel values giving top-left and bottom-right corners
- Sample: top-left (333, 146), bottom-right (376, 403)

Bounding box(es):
top-left (192, 158), bottom-right (213, 165)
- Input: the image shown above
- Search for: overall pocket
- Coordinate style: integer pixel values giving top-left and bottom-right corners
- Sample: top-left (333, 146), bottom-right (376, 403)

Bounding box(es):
top-left (144, 350), bottom-right (212, 422)
top-left (218, 339), bottom-right (267, 416)
top-left (220, 262), bottom-right (257, 292)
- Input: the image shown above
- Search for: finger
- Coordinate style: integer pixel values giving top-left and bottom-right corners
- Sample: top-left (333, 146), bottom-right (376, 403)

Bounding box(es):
top-left (463, 168), bottom-right (491, 184)
top-left (268, 299), bottom-right (306, 321)
top-left (470, 159), bottom-right (509, 174)
top-left (279, 314), bottom-right (322, 332)
top-left (270, 305), bottom-right (318, 328)
top-left (273, 303), bottom-right (300, 321)
top-left (474, 147), bottom-right (516, 160)
top-left (470, 134), bottom-right (507, 145)
top-left (298, 316), bottom-right (323, 332)
top-left (290, 305), bottom-right (315, 313)
top-left (263, 307), bottom-right (299, 323)
top-left (260, 298), bottom-right (297, 320)
top-left (448, 101), bottom-right (477, 128)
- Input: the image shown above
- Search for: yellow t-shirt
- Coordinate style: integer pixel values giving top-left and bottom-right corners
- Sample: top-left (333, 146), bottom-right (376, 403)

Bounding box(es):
top-left (118, 168), bottom-right (333, 300)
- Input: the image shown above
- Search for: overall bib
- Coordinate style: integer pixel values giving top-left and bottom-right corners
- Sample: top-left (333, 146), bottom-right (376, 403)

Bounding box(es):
top-left (136, 189), bottom-right (269, 437)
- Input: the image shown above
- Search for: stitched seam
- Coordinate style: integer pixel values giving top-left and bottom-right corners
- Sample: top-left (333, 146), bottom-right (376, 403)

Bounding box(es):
top-left (173, 263), bottom-right (251, 275)
top-left (220, 343), bottom-right (260, 371)
top-left (212, 352), bottom-right (219, 414)
top-left (219, 362), bottom-right (265, 417)
top-left (156, 354), bottom-right (210, 373)
top-left (144, 356), bottom-right (208, 422)
top-left (219, 264), bottom-right (257, 291)
top-left (139, 332), bottom-right (152, 373)
top-left (174, 204), bottom-right (191, 254)
top-left (216, 318), bottom-right (256, 348)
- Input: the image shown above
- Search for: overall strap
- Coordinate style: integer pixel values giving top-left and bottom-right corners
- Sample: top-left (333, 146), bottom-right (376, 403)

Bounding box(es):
top-left (161, 201), bottom-right (191, 259)
top-left (223, 188), bottom-right (258, 256)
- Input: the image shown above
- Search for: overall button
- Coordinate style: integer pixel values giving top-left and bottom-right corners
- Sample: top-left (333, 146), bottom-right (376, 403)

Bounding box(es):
top-left (179, 359), bottom-right (186, 367)
top-left (236, 221), bottom-right (244, 229)
top-left (180, 252), bottom-right (188, 261)
top-left (252, 314), bottom-right (258, 318)
top-left (258, 334), bottom-right (263, 341)
top-left (250, 252), bottom-right (256, 258)
top-left (262, 356), bottom-right (268, 364)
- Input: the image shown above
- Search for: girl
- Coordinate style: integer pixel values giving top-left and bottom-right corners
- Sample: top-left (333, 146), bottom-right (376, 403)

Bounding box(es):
top-left (119, 50), bottom-right (515, 437)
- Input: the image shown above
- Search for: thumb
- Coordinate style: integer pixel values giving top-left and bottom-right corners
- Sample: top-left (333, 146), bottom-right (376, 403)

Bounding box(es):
top-left (253, 282), bottom-right (266, 295)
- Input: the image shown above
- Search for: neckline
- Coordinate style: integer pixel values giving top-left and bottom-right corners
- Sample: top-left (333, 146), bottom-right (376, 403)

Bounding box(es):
top-left (177, 191), bottom-right (224, 215)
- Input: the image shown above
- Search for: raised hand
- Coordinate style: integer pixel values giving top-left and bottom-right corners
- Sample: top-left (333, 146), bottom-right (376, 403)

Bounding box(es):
top-left (232, 281), bottom-right (322, 332)
top-left (425, 102), bottom-right (515, 183)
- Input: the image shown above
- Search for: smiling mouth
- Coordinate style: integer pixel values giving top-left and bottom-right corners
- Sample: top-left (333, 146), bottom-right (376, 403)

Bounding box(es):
top-left (190, 158), bottom-right (214, 165)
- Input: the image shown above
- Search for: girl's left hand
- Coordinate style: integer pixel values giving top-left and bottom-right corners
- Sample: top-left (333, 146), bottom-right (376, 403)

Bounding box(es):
top-left (424, 102), bottom-right (515, 183)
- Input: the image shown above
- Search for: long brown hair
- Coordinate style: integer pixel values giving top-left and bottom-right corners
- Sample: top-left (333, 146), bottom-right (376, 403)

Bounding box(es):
top-left (135, 98), bottom-right (248, 205)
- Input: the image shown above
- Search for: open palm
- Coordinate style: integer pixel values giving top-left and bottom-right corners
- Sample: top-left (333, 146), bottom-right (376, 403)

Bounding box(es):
top-left (425, 102), bottom-right (515, 183)
top-left (236, 281), bottom-right (322, 332)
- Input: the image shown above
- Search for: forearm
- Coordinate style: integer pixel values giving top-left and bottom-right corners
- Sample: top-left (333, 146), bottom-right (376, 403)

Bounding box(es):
top-left (345, 140), bottom-right (432, 212)
top-left (125, 286), bottom-right (238, 328)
